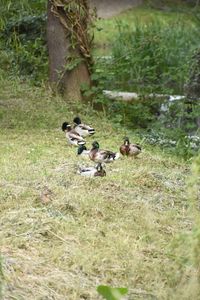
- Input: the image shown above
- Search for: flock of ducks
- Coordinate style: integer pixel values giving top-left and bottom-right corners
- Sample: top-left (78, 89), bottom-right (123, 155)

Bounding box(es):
top-left (62, 117), bottom-right (142, 177)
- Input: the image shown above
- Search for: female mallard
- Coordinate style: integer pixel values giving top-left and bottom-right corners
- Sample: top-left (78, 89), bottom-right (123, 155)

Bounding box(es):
top-left (62, 122), bottom-right (86, 146)
top-left (73, 117), bottom-right (95, 137)
top-left (78, 162), bottom-right (106, 177)
top-left (89, 141), bottom-right (120, 163)
top-left (120, 137), bottom-right (141, 157)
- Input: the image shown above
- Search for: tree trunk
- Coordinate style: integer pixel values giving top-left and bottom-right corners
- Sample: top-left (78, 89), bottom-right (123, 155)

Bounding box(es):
top-left (47, 0), bottom-right (91, 101)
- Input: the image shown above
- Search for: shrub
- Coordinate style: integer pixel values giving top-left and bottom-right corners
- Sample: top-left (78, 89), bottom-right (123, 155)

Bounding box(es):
top-left (92, 18), bottom-right (200, 157)
top-left (0, 1), bottom-right (47, 84)
top-left (96, 19), bottom-right (200, 94)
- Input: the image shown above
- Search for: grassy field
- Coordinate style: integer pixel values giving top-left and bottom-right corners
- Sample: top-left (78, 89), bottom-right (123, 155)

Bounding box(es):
top-left (0, 2), bottom-right (200, 299)
top-left (0, 75), bottom-right (199, 300)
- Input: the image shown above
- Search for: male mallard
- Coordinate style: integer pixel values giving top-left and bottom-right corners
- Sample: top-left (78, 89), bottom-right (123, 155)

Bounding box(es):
top-left (89, 141), bottom-right (120, 163)
top-left (62, 122), bottom-right (86, 146)
top-left (78, 162), bottom-right (106, 177)
top-left (73, 117), bottom-right (95, 137)
top-left (77, 144), bottom-right (90, 157)
top-left (120, 137), bottom-right (141, 157)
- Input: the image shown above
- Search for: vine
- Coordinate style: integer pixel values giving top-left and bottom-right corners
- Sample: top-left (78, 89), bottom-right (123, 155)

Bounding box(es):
top-left (50, 0), bottom-right (96, 73)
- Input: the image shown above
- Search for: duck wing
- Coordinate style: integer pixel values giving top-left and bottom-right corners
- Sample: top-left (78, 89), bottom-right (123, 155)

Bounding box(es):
top-left (130, 144), bottom-right (141, 151)
top-left (75, 123), bottom-right (95, 136)
top-left (78, 166), bottom-right (96, 176)
top-left (67, 130), bottom-right (86, 145)
top-left (98, 150), bottom-right (119, 162)
top-left (129, 144), bottom-right (141, 155)
top-left (68, 131), bottom-right (84, 141)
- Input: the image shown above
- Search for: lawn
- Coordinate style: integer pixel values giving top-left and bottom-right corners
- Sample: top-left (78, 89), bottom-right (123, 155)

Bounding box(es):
top-left (0, 76), bottom-right (199, 299)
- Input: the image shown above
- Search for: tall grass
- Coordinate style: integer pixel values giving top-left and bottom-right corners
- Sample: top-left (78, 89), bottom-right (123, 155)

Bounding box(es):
top-left (0, 256), bottom-right (3, 299)
top-left (98, 19), bottom-right (200, 94)
top-left (169, 154), bottom-right (200, 299)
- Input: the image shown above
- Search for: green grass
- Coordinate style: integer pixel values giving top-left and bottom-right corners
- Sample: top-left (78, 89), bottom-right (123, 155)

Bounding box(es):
top-left (93, 3), bottom-right (199, 55)
top-left (0, 76), bottom-right (200, 299)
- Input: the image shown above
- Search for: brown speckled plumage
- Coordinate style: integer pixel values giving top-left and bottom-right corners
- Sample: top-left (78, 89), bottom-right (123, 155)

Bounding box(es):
top-left (120, 137), bottom-right (141, 157)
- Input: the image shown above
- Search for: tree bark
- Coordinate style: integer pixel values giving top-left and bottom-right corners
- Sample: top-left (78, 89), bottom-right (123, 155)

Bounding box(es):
top-left (47, 0), bottom-right (91, 101)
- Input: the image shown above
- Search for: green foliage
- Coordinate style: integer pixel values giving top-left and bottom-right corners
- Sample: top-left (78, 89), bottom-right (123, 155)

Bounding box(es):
top-left (97, 285), bottom-right (128, 300)
top-left (137, 127), bottom-right (200, 159)
top-left (0, 0), bottom-right (46, 29)
top-left (152, 100), bottom-right (200, 158)
top-left (91, 16), bottom-right (200, 158)
top-left (65, 56), bottom-right (83, 71)
top-left (0, 1), bottom-right (47, 84)
top-left (96, 19), bottom-right (200, 94)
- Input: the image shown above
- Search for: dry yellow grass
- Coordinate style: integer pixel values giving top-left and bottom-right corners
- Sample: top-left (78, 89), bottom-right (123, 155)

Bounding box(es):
top-left (0, 77), bottom-right (199, 299)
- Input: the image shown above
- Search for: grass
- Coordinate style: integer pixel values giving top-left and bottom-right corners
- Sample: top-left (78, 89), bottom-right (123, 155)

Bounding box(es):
top-left (93, 2), bottom-right (199, 55)
top-left (0, 75), bottom-right (200, 299)
top-left (0, 3), bottom-right (200, 299)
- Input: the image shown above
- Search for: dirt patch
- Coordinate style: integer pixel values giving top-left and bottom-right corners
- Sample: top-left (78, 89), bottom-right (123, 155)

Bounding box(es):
top-left (89, 0), bottom-right (143, 18)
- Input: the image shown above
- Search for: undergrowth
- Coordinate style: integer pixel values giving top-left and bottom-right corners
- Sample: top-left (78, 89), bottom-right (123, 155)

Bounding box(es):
top-left (0, 0), bottom-right (47, 84)
top-left (92, 14), bottom-right (200, 159)
top-left (98, 20), bottom-right (199, 94)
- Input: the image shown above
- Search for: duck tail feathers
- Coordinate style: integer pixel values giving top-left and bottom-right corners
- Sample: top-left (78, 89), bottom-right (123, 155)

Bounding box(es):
top-left (114, 152), bottom-right (120, 160)
top-left (88, 129), bottom-right (95, 135)
top-left (78, 140), bottom-right (86, 145)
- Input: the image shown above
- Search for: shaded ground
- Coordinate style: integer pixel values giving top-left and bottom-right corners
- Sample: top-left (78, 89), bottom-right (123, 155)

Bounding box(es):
top-left (89, 0), bottom-right (143, 18)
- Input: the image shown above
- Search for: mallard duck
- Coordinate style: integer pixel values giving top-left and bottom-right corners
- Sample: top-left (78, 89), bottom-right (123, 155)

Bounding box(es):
top-left (78, 163), bottom-right (106, 177)
top-left (73, 117), bottom-right (95, 137)
top-left (62, 122), bottom-right (86, 146)
top-left (120, 137), bottom-right (141, 157)
top-left (77, 144), bottom-right (90, 157)
top-left (89, 141), bottom-right (120, 163)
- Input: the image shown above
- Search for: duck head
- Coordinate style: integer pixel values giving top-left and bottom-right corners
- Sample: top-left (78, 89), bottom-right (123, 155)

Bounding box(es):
top-left (62, 122), bottom-right (71, 132)
top-left (123, 137), bottom-right (130, 146)
top-left (92, 141), bottom-right (100, 149)
top-left (77, 144), bottom-right (87, 155)
top-left (73, 117), bottom-right (82, 125)
top-left (95, 163), bottom-right (106, 177)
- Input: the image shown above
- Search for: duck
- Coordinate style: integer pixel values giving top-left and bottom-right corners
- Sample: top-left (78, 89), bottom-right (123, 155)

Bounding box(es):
top-left (77, 144), bottom-right (90, 157)
top-left (62, 122), bottom-right (86, 146)
top-left (77, 162), bottom-right (106, 177)
top-left (120, 137), bottom-right (141, 157)
top-left (89, 141), bottom-right (120, 163)
top-left (73, 117), bottom-right (95, 137)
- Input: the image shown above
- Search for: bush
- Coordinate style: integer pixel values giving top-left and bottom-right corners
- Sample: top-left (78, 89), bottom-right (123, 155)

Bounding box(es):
top-left (0, 1), bottom-right (47, 84)
top-left (96, 19), bottom-right (200, 94)
top-left (92, 18), bottom-right (200, 158)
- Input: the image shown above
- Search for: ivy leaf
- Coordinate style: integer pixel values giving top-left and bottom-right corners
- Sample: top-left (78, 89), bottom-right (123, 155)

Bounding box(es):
top-left (97, 285), bottom-right (128, 300)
